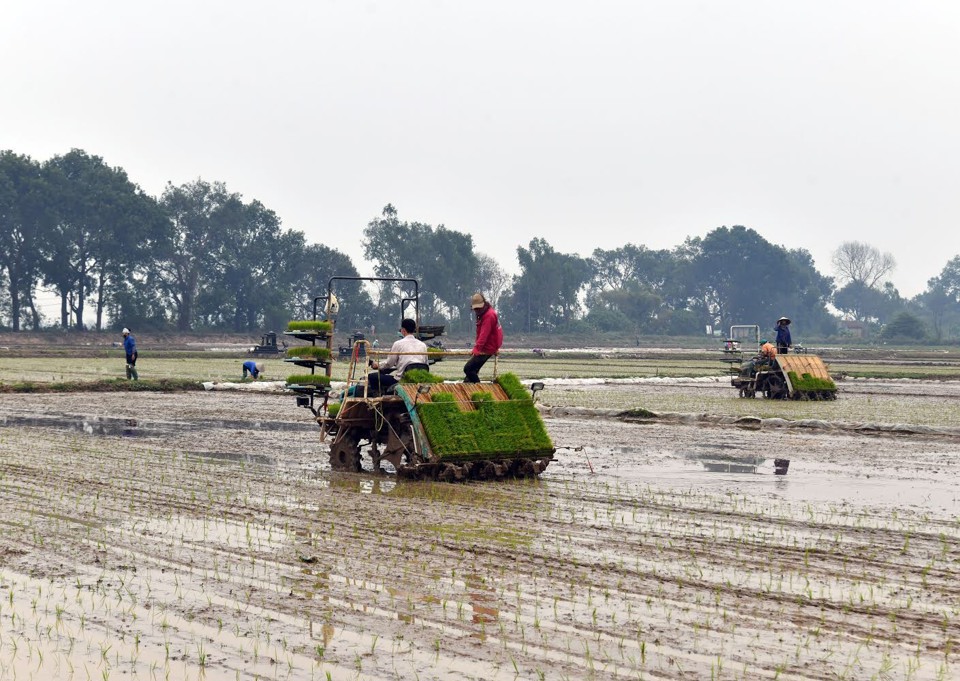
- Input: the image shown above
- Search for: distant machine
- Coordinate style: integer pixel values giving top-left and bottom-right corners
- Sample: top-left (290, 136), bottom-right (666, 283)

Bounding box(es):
top-left (250, 331), bottom-right (282, 356)
top-left (722, 325), bottom-right (837, 400)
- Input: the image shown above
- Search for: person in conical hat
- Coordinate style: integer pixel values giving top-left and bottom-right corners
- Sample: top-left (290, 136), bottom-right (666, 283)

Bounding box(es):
top-left (775, 317), bottom-right (792, 355)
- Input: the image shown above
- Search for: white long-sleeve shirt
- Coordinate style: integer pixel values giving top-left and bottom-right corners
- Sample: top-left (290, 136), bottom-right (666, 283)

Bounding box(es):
top-left (378, 334), bottom-right (428, 375)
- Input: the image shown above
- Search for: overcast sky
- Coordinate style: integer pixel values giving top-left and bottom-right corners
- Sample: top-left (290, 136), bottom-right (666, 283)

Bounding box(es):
top-left (3, 1), bottom-right (959, 300)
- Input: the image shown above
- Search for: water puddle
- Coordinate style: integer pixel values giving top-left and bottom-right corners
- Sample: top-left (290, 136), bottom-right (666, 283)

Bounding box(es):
top-left (0, 412), bottom-right (315, 438)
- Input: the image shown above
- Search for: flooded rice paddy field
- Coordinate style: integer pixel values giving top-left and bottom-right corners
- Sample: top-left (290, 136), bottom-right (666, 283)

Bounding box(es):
top-left (0, 383), bottom-right (958, 680)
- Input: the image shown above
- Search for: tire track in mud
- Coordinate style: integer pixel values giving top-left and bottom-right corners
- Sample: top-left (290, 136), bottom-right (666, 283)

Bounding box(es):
top-left (1, 392), bottom-right (959, 680)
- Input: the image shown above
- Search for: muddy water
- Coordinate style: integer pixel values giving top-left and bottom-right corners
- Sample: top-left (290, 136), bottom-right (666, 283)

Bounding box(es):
top-left (0, 388), bottom-right (957, 680)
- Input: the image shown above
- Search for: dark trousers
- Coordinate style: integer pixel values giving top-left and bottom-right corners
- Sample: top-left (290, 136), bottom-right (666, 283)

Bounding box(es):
top-left (367, 370), bottom-right (399, 393)
top-left (777, 344), bottom-right (789, 355)
top-left (463, 354), bottom-right (491, 383)
top-left (126, 354), bottom-right (139, 380)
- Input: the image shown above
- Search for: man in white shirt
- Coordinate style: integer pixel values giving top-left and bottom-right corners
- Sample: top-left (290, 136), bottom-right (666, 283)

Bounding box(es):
top-left (367, 318), bottom-right (429, 393)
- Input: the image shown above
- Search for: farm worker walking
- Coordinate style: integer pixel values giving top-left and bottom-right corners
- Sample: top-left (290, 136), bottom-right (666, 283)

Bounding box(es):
top-left (242, 361), bottom-right (264, 379)
top-left (463, 293), bottom-right (503, 383)
top-left (775, 317), bottom-right (792, 354)
top-left (121, 328), bottom-right (138, 380)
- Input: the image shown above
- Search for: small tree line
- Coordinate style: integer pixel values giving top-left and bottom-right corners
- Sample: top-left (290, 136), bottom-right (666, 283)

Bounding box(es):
top-left (3, 148), bottom-right (959, 341)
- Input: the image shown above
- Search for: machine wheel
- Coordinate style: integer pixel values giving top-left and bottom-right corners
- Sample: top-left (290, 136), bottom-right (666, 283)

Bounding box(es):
top-left (377, 418), bottom-right (419, 473)
top-left (329, 429), bottom-right (362, 471)
top-left (764, 374), bottom-right (787, 399)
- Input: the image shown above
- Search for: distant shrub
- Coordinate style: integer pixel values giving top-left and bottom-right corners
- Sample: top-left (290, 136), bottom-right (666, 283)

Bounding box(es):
top-left (620, 407), bottom-right (657, 419)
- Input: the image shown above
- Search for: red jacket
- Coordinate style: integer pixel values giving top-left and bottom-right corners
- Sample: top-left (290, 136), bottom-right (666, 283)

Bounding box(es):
top-left (473, 305), bottom-right (503, 355)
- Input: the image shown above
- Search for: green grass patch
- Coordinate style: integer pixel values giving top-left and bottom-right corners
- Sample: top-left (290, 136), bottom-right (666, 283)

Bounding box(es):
top-left (788, 371), bottom-right (837, 392)
top-left (285, 374), bottom-right (331, 386)
top-left (286, 320), bottom-right (333, 332)
top-left (287, 346), bottom-right (332, 360)
top-left (416, 373), bottom-right (554, 461)
top-left (0, 378), bottom-right (203, 393)
top-left (422, 521), bottom-right (534, 548)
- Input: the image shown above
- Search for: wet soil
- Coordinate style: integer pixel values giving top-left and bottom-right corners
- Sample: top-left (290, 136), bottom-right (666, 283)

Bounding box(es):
top-left (0, 386), bottom-right (958, 680)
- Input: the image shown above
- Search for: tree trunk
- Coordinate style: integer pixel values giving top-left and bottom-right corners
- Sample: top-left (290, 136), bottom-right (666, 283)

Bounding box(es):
top-left (75, 264), bottom-right (87, 330)
top-left (95, 268), bottom-right (106, 331)
top-left (177, 266), bottom-right (199, 331)
top-left (25, 290), bottom-right (40, 330)
top-left (60, 291), bottom-right (69, 329)
top-left (7, 280), bottom-right (20, 332)
top-left (177, 292), bottom-right (193, 331)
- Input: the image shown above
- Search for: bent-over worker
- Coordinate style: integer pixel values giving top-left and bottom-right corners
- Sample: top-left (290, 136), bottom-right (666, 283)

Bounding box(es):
top-left (242, 360), bottom-right (264, 379)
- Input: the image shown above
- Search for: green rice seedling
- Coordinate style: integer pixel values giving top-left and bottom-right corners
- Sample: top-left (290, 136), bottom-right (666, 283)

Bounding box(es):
top-left (787, 371), bottom-right (837, 392)
top-left (286, 320), bottom-right (333, 333)
top-left (286, 374), bottom-right (332, 386)
top-left (415, 373), bottom-right (552, 460)
top-left (399, 369), bottom-right (444, 384)
top-left (286, 346), bottom-right (333, 360)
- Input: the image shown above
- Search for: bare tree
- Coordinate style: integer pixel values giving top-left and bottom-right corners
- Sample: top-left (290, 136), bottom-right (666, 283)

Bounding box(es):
top-left (831, 241), bottom-right (896, 289)
top-left (475, 253), bottom-right (510, 310)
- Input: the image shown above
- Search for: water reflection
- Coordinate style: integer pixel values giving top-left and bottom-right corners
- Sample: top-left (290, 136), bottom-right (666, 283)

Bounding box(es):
top-left (0, 412), bottom-right (314, 437)
top-left (463, 572), bottom-right (499, 629)
top-left (692, 452), bottom-right (791, 475)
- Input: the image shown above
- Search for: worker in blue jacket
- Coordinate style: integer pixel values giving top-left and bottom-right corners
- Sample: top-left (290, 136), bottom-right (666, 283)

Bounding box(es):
top-left (242, 361), bottom-right (264, 379)
top-left (122, 328), bottom-right (139, 380)
top-left (775, 317), bottom-right (792, 355)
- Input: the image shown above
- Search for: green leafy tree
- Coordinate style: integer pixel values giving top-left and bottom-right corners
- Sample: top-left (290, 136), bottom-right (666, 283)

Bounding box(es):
top-left (503, 238), bottom-right (591, 332)
top-left (833, 280), bottom-right (904, 325)
top-left (684, 226), bottom-right (834, 336)
top-left (586, 245), bottom-right (684, 334)
top-left (155, 180), bottom-right (240, 331)
top-left (881, 311), bottom-right (927, 343)
top-left (194, 198), bottom-right (286, 331)
top-left (0, 152), bottom-right (48, 330)
top-left (41, 149), bottom-right (161, 330)
top-left (587, 245), bottom-right (679, 305)
top-left (282, 237), bottom-right (372, 332)
top-left (362, 205), bottom-right (479, 326)
top-left (919, 257), bottom-right (960, 341)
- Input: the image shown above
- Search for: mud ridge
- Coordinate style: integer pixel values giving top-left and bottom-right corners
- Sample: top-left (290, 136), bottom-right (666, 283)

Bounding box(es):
top-left (541, 404), bottom-right (960, 439)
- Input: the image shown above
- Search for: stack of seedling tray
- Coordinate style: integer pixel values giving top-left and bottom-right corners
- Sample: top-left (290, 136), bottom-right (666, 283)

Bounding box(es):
top-left (283, 320), bottom-right (333, 344)
top-left (284, 320), bottom-right (334, 400)
top-left (285, 373), bottom-right (332, 398)
top-left (284, 345), bottom-right (333, 370)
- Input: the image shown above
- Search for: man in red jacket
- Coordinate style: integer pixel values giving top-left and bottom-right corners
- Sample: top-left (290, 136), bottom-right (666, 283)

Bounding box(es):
top-left (464, 293), bottom-right (503, 383)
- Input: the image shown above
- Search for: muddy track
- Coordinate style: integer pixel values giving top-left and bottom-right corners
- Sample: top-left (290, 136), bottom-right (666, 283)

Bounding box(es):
top-left (0, 389), bottom-right (958, 680)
